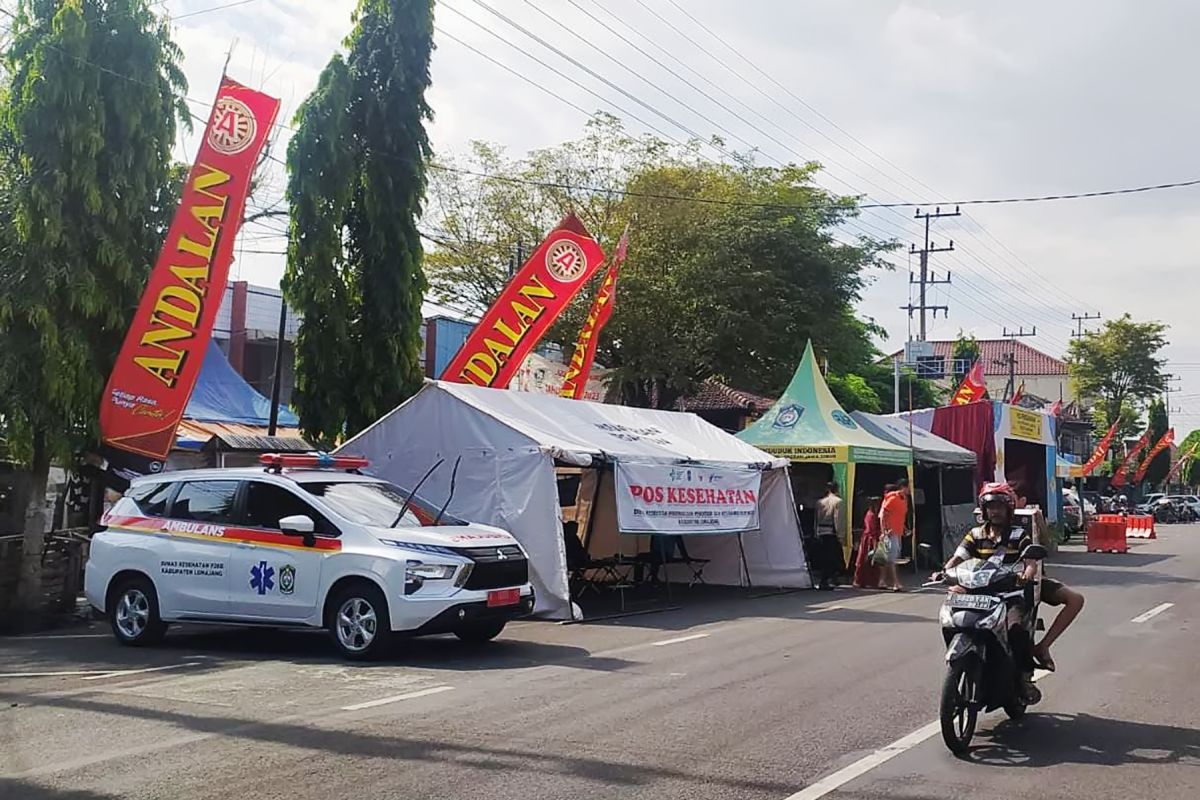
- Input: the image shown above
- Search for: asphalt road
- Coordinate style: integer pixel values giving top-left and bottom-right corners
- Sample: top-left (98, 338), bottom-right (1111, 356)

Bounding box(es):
top-left (2, 526), bottom-right (1197, 800)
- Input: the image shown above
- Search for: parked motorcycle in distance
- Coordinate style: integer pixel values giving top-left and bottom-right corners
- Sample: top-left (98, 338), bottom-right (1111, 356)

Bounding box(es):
top-left (925, 543), bottom-right (1047, 755)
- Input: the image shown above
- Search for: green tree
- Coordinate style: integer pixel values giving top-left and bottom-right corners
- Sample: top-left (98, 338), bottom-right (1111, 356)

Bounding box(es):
top-left (827, 373), bottom-right (882, 414)
top-left (1142, 398), bottom-right (1170, 487)
top-left (581, 157), bottom-right (891, 407)
top-left (1177, 429), bottom-right (1200, 487)
top-left (950, 331), bottom-right (981, 383)
top-left (285, 0), bottom-right (433, 444)
top-left (0, 0), bottom-right (187, 614)
top-left (424, 114), bottom-right (671, 314)
top-left (1067, 314), bottom-right (1168, 430)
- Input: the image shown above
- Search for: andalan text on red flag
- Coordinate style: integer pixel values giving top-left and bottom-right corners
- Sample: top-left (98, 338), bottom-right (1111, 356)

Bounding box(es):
top-left (99, 77), bottom-right (280, 481)
top-left (441, 213), bottom-right (606, 388)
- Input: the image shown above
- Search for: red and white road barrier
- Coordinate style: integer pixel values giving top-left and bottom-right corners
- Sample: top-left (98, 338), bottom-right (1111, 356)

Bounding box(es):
top-left (1126, 514), bottom-right (1156, 539)
top-left (1087, 514), bottom-right (1129, 553)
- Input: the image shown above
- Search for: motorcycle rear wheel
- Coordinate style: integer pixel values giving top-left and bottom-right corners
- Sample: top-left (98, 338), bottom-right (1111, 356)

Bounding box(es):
top-left (940, 661), bottom-right (978, 756)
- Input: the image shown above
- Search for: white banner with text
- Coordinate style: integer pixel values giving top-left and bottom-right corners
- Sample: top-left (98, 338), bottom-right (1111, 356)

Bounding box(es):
top-left (615, 462), bottom-right (762, 534)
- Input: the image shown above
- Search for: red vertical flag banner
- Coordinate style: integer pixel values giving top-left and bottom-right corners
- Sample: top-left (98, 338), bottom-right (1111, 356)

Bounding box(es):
top-left (1111, 429), bottom-right (1152, 488)
top-left (951, 360), bottom-right (987, 405)
top-left (560, 224), bottom-right (629, 400)
top-left (441, 213), bottom-right (606, 388)
top-left (1081, 420), bottom-right (1120, 476)
top-left (1133, 428), bottom-right (1175, 483)
top-left (99, 77), bottom-right (281, 479)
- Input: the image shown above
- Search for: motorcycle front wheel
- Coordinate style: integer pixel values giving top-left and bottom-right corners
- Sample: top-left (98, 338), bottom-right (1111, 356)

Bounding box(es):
top-left (940, 660), bottom-right (979, 756)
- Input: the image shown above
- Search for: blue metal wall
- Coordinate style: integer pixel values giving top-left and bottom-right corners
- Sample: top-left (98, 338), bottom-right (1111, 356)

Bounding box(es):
top-left (429, 317), bottom-right (474, 378)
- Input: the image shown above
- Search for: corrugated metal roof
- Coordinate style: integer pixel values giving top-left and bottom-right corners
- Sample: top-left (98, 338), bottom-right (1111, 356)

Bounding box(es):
top-left (205, 433), bottom-right (312, 452)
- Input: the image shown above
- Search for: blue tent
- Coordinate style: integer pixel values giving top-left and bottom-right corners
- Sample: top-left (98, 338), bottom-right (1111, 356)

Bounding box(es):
top-left (185, 340), bottom-right (299, 427)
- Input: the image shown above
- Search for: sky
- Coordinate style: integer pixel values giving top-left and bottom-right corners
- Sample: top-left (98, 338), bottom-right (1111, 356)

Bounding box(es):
top-left (165, 0), bottom-right (1200, 435)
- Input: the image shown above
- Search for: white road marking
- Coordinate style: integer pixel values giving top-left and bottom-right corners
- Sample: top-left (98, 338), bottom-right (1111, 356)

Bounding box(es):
top-left (81, 663), bottom-right (202, 681)
top-left (648, 633), bottom-right (710, 647)
top-left (1131, 602), bottom-right (1174, 624)
top-left (340, 685), bottom-right (454, 711)
top-left (784, 670), bottom-right (1052, 799)
top-left (0, 669), bottom-right (128, 679)
top-left (13, 633), bottom-right (109, 640)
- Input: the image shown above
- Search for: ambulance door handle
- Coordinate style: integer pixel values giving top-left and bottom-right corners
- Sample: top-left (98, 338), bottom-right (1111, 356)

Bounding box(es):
top-left (236, 542), bottom-right (257, 550)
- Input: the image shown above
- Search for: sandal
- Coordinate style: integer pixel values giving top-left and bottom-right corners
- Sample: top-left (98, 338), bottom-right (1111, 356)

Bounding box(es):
top-left (1032, 646), bottom-right (1057, 672)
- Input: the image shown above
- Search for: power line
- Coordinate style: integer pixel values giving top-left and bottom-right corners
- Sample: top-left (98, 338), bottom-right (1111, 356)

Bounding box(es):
top-left (171, 0), bottom-right (262, 21)
top-left (644, 1), bottom-right (1102, 328)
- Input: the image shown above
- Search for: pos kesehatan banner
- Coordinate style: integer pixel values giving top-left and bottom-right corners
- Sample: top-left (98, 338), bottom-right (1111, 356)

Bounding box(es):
top-left (614, 461), bottom-right (762, 535)
top-left (560, 223), bottom-right (629, 400)
top-left (99, 77), bottom-right (280, 480)
top-left (441, 213), bottom-right (606, 388)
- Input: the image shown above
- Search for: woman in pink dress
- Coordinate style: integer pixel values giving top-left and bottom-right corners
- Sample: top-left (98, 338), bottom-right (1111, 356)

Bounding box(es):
top-left (852, 494), bottom-right (885, 589)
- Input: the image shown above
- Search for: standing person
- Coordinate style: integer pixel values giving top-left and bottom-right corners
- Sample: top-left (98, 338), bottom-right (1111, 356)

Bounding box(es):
top-left (815, 481), bottom-right (845, 589)
top-left (852, 494), bottom-right (885, 589)
top-left (879, 479), bottom-right (909, 591)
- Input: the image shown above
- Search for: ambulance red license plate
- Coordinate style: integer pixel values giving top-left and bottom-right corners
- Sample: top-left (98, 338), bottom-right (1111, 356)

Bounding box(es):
top-left (487, 588), bottom-right (521, 608)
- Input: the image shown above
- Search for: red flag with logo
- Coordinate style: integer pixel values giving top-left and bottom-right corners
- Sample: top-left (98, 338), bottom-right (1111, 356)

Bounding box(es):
top-left (442, 214), bottom-right (606, 388)
top-left (1133, 428), bottom-right (1175, 483)
top-left (99, 77), bottom-right (280, 480)
top-left (1111, 429), bottom-right (1152, 488)
top-left (1081, 420), bottom-right (1119, 476)
top-left (951, 360), bottom-right (987, 405)
top-left (560, 224), bottom-right (629, 400)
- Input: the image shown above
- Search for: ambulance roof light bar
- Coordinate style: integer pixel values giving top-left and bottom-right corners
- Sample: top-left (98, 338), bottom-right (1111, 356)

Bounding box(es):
top-left (259, 453), bottom-right (370, 474)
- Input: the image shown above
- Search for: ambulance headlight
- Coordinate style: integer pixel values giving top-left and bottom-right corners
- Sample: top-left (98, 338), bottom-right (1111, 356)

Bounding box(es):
top-left (405, 561), bottom-right (456, 581)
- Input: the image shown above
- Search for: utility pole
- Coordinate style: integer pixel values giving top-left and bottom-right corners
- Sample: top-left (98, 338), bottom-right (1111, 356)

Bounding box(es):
top-left (267, 296), bottom-right (288, 437)
top-left (1165, 373), bottom-right (1182, 428)
top-left (900, 206), bottom-right (960, 341)
top-left (998, 326), bottom-right (1037, 401)
top-left (1071, 312), bottom-right (1101, 339)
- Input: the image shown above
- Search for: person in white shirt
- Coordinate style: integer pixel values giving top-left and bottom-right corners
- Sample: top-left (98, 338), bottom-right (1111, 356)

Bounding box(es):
top-left (814, 482), bottom-right (845, 589)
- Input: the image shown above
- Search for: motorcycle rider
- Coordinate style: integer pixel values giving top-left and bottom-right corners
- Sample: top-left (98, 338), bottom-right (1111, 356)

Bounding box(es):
top-left (937, 483), bottom-right (1044, 701)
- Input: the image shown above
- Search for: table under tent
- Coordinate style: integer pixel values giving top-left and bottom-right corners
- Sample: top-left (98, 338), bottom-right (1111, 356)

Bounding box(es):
top-left (850, 411), bottom-right (978, 567)
top-left (737, 341), bottom-right (913, 566)
top-left (337, 381), bottom-right (810, 620)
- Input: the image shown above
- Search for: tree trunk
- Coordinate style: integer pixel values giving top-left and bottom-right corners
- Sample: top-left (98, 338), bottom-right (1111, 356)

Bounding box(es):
top-left (16, 427), bottom-right (51, 625)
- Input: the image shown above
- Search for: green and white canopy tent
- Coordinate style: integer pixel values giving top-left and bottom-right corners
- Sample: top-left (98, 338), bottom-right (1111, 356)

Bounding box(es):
top-left (738, 341), bottom-right (913, 560)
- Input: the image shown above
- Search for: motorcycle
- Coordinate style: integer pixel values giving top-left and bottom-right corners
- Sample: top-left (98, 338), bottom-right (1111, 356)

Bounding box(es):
top-left (926, 543), bottom-right (1047, 755)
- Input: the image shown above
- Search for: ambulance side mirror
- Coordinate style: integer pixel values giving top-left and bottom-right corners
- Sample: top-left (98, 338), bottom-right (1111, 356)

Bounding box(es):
top-left (280, 515), bottom-right (316, 547)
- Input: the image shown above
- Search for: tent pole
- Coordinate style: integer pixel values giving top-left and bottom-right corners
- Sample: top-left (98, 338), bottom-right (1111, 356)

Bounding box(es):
top-left (737, 532), bottom-right (752, 589)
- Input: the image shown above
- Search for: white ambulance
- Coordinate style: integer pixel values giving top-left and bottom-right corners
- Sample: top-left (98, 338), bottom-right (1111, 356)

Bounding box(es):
top-left (84, 454), bottom-right (534, 660)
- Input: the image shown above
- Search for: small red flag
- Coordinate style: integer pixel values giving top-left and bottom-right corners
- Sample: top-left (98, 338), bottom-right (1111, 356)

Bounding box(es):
top-left (1049, 399), bottom-right (1063, 417)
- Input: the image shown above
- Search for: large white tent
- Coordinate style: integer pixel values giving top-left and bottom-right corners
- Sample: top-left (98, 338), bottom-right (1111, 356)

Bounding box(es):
top-left (338, 381), bottom-right (810, 619)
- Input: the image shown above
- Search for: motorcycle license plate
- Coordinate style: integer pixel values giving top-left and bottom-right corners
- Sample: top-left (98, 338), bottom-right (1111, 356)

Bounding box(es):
top-left (487, 588), bottom-right (521, 608)
top-left (949, 594), bottom-right (996, 610)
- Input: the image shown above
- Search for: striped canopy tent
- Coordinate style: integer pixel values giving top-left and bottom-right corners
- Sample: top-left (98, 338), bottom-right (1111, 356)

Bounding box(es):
top-left (738, 341), bottom-right (913, 560)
